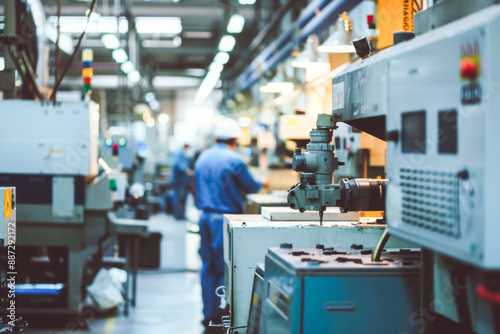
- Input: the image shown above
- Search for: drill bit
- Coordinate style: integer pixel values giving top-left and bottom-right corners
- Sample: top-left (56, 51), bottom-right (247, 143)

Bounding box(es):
top-left (319, 210), bottom-right (324, 226)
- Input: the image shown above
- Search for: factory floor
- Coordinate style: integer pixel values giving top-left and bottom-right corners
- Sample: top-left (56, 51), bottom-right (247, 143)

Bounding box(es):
top-left (24, 206), bottom-right (205, 334)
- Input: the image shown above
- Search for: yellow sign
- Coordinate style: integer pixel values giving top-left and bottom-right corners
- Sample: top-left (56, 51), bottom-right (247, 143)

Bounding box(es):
top-left (378, 0), bottom-right (425, 49)
top-left (4, 189), bottom-right (12, 218)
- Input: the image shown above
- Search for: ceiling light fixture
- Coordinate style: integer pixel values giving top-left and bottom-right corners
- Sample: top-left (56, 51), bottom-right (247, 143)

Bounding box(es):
top-left (195, 70), bottom-right (221, 105)
top-left (291, 34), bottom-right (330, 69)
top-left (128, 70), bottom-right (141, 83)
top-left (239, 0), bottom-right (256, 4)
top-left (318, 12), bottom-right (356, 54)
top-left (182, 31), bottom-right (213, 39)
top-left (112, 48), bottom-right (128, 63)
top-left (259, 82), bottom-right (294, 93)
top-left (218, 35), bottom-right (236, 52)
top-left (214, 52), bottom-right (230, 65)
top-left (47, 16), bottom-right (128, 34)
top-left (121, 61), bottom-right (134, 74)
top-left (227, 14), bottom-right (245, 33)
top-left (101, 34), bottom-right (120, 49)
top-left (158, 114), bottom-right (169, 124)
top-left (142, 37), bottom-right (182, 48)
top-left (134, 17), bottom-right (182, 34)
top-left (209, 62), bottom-right (224, 73)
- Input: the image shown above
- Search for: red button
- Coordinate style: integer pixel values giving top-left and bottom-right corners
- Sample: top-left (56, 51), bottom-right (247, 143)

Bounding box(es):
top-left (460, 58), bottom-right (479, 81)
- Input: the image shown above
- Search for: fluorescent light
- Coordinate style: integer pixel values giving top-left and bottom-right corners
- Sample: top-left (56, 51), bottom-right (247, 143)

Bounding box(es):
top-left (214, 52), bottom-right (230, 64)
top-left (239, 0), bottom-right (256, 4)
top-left (152, 76), bottom-right (202, 89)
top-left (158, 114), bottom-right (169, 124)
top-left (112, 49), bottom-right (128, 63)
top-left (209, 62), bottom-right (224, 73)
top-left (47, 16), bottom-right (128, 34)
top-left (0, 57), bottom-right (5, 71)
top-left (101, 34), bottom-right (120, 49)
top-left (259, 82), bottom-right (294, 93)
top-left (121, 61), bottom-right (134, 73)
top-left (145, 92), bottom-right (156, 103)
top-left (185, 68), bottom-right (206, 76)
top-left (128, 70), bottom-right (141, 83)
top-left (45, 23), bottom-right (74, 54)
top-left (195, 70), bottom-right (221, 105)
top-left (218, 35), bottom-right (236, 52)
top-left (135, 17), bottom-right (182, 34)
top-left (186, 108), bottom-right (214, 125)
top-left (149, 100), bottom-right (160, 111)
top-left (227, 14), bottom-right (245, 33)
top-left (142, 37), bottom-right (182, 48)
top-left (183, 31), bottom-right (212, 39)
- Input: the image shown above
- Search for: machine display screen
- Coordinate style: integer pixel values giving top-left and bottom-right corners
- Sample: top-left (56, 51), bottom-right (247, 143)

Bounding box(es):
top-left (401, 111), bottom-right (426, 154)
top-left (438, 110), bottom-right (458, 154)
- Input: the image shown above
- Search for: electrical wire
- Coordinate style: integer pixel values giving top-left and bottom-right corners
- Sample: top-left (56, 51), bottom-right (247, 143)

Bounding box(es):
top-left (371, 227), bottom-right (391, 262)
top-left (49, 0), bottom-right (98, 102)
top-left (53, 0), bottom-right (61, 103)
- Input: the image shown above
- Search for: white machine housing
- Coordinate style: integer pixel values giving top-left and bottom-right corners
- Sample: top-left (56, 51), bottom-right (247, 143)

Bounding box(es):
top-left (0, 100), bottom-right (99, 176)
top-left (333, 5), bottom-right (500, 268)
top-left (223, 214), bottom-right (415, 327)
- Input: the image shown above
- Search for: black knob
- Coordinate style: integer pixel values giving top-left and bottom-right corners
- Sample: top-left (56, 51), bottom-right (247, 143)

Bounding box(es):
top-left (294, 148), bottom-right (301, 155)
top-left (353, 37), bottom-right (371, 58)
top-left (387, 130), bottom-right (399, 143)
top-left (292, 155), bottom-right (306, 172)
top-left (338, 161), bottom-right (345, 166)
top-left (393, 31), bottom-right (415, 45)
top-left (351, 244), bottom-right (364, 250)
top-left (316, 244), bottom-right (325, 249)
top-left (280, 243), bottom-right (293, 249)
top-left (457, 170), bottom-right (469, 180)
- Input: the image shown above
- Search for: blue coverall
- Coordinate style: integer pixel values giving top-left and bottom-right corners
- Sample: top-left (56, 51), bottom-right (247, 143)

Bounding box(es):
top-left (195, 143), bottom-right (263, 322)
top-left (171, 148), bottom-right (191, 219)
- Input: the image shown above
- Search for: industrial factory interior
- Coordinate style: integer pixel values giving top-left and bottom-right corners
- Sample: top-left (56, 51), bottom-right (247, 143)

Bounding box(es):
top-left (0, 0), bottom-right (499, 333)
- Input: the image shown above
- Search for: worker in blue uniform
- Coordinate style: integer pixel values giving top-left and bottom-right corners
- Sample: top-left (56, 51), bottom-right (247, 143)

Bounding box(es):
top-left (171, 143), bottom-right (192, 220)
top-left (195, 118), bottom-right (265, 333)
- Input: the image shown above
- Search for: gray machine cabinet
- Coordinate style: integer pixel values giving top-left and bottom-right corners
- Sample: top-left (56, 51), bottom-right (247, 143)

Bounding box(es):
top-left (261, 247), bottom-right (421, 334)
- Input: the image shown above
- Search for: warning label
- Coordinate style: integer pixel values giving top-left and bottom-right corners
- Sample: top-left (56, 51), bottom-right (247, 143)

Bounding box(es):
top-left (4, 189), bottom-right (12, 218)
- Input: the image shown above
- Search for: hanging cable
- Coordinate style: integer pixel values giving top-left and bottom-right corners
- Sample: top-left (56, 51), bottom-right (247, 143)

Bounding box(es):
top-left (52, 0), bottom-right (61, 103)
top-left (49, 0), bottom-right (98, 102)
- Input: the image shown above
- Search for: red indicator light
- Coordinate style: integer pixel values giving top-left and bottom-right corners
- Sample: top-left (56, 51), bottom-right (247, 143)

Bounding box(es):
top-left (460, 57), bottom-right (479, 81)
top-left (112, 142), bottom-right (119, 156)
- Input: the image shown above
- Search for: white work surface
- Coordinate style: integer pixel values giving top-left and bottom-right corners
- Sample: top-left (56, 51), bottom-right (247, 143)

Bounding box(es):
top-left (261, 206), bottom-right (360, 221)
top-left (223, 214), bottom-right (415, 328)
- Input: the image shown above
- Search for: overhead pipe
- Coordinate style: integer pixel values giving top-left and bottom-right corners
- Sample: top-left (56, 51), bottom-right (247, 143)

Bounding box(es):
top-left (237, 0), bottom-right (363, 91)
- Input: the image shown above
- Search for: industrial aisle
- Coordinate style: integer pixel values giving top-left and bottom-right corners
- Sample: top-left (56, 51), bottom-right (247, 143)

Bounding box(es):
top-left (24, 212), bottom-right (204, 334)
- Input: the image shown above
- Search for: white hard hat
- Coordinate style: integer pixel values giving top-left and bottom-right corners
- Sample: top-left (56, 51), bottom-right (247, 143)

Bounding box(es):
top-left (214, 118), bottom-right (242, 139)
